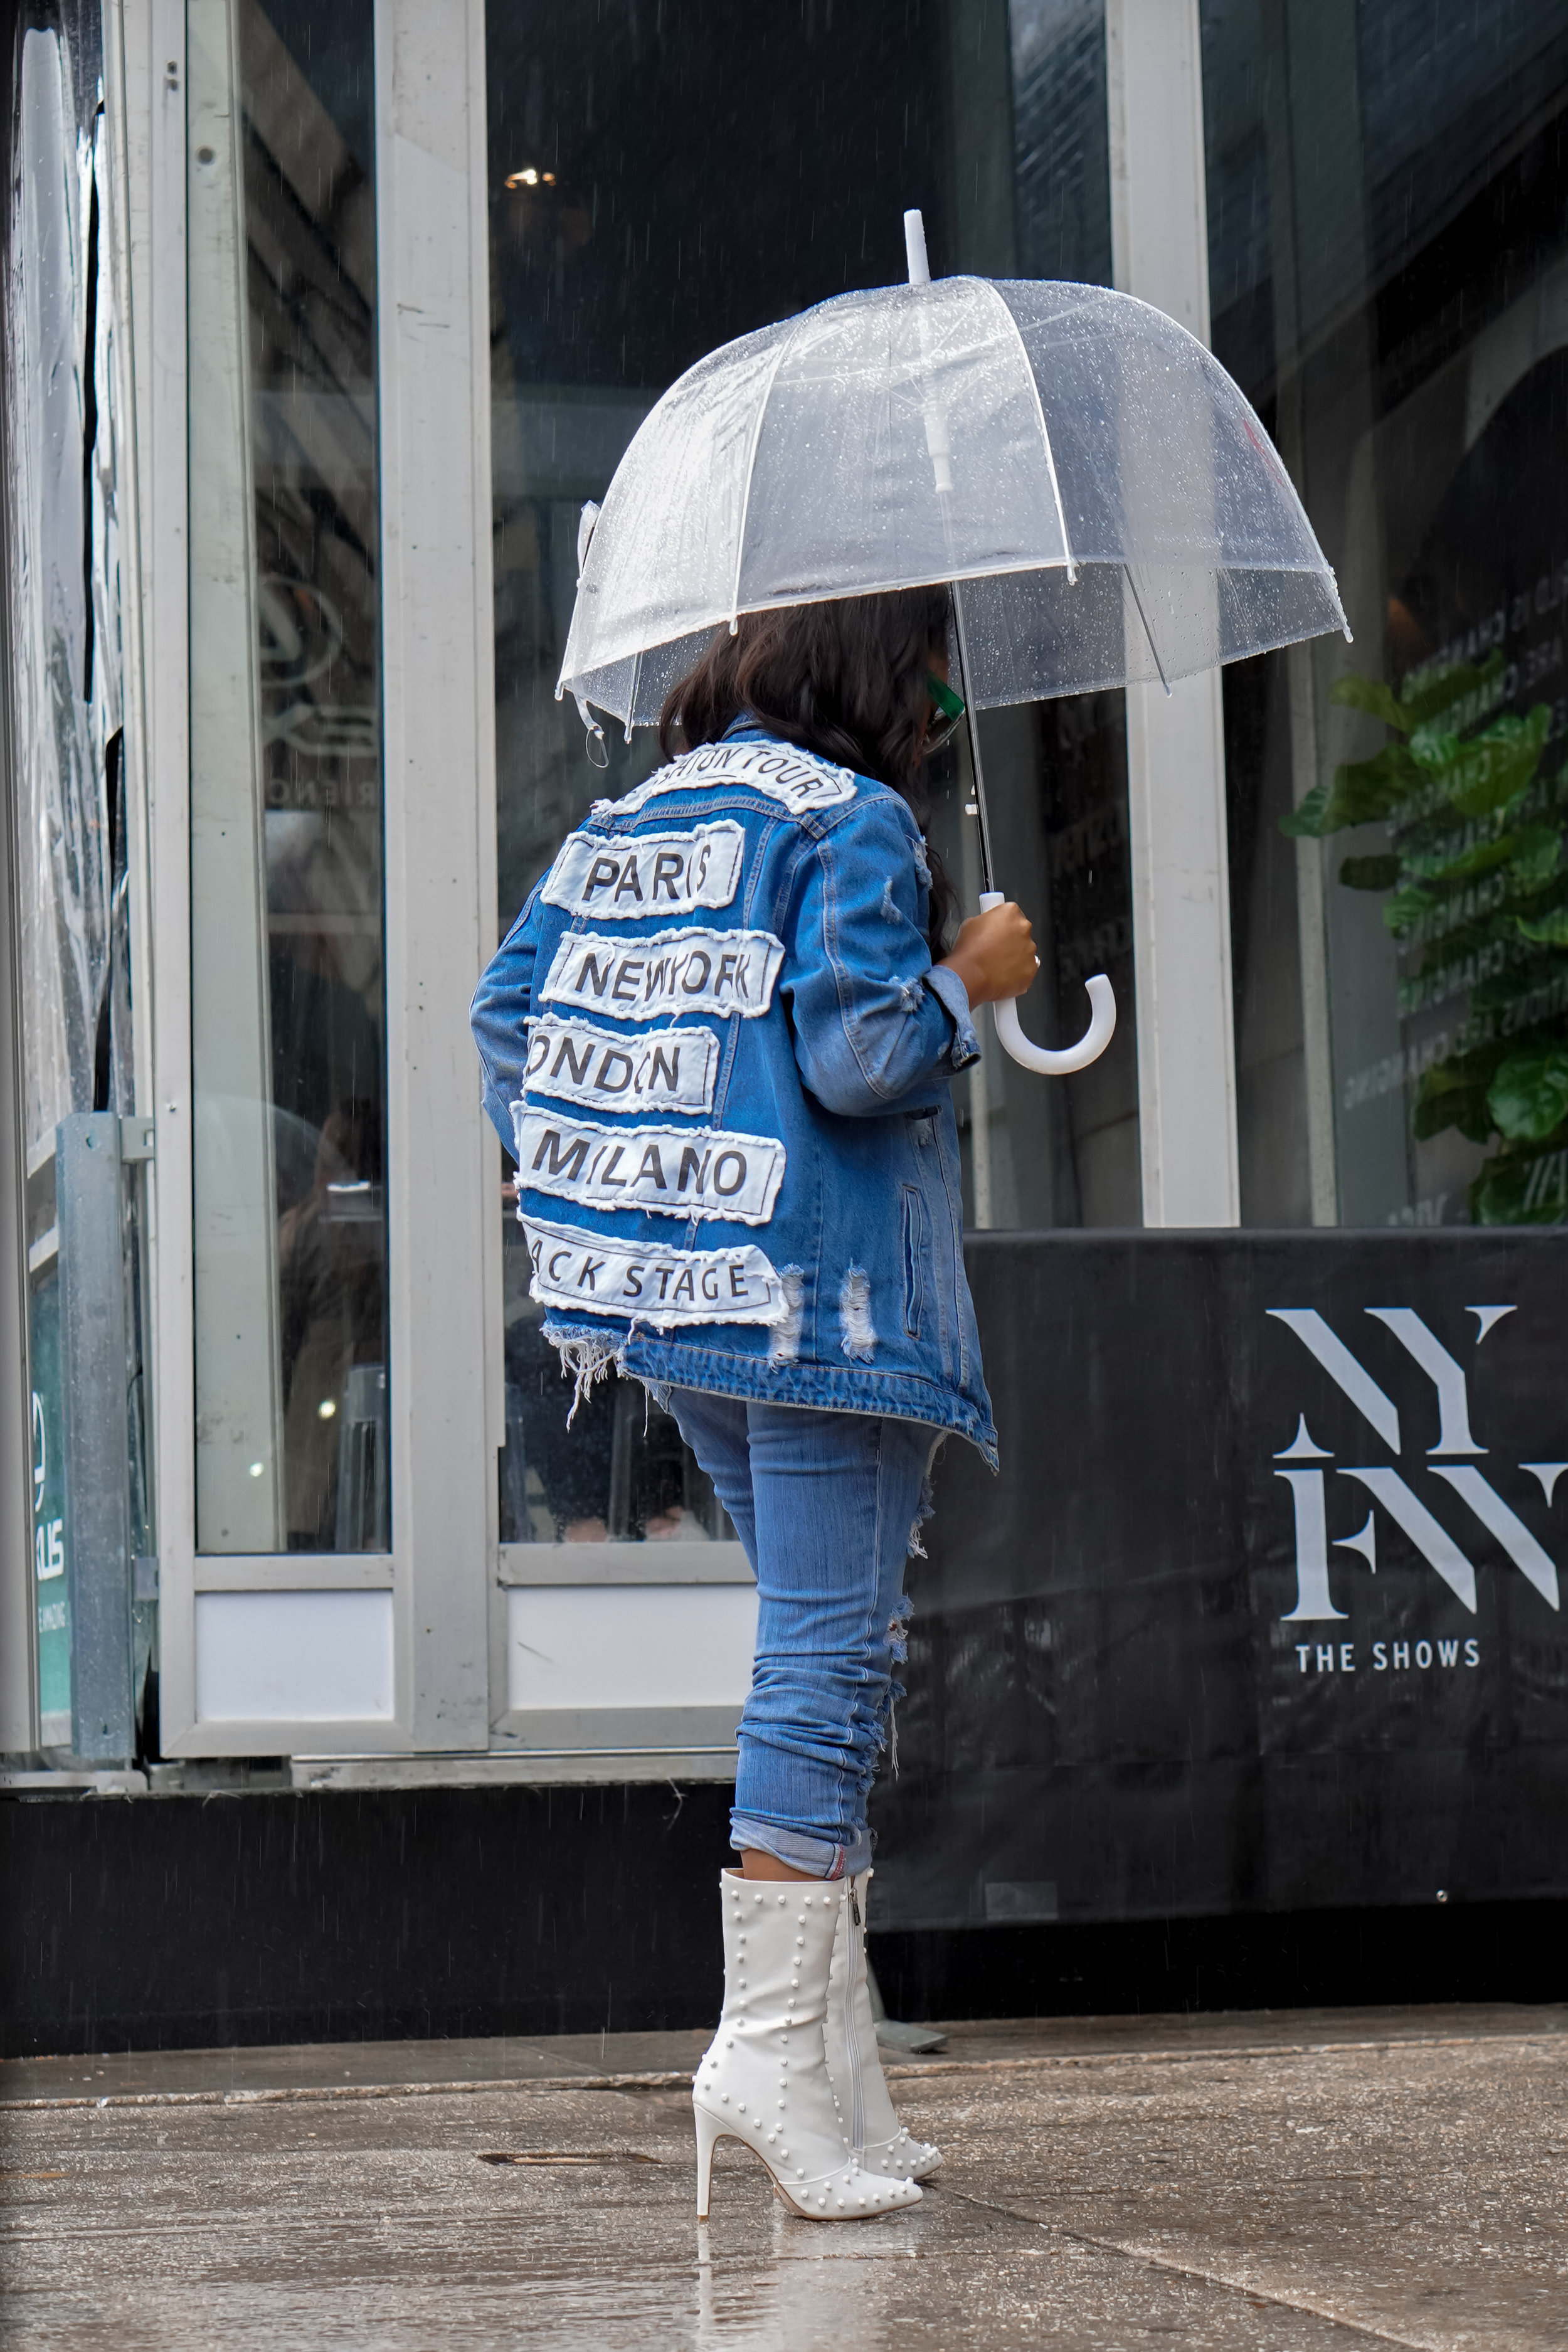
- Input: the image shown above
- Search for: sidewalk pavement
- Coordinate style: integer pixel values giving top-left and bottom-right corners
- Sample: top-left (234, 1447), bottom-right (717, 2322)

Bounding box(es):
top-left (3, 2003), bottom-right (1565, 2348)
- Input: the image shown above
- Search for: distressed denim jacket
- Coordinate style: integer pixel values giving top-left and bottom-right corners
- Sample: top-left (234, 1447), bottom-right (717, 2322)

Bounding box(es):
top-left (470, 724), bottom-right (998, 1465)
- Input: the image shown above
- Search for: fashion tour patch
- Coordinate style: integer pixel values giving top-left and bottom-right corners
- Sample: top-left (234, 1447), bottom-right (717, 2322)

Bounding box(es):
top-left (521, 1016), bottom-right (719, 1115)
top-left (521, 1212), bottom-right (788, 1329)
top-left (539, 926), bottom-right (784, 1022)
top-left (515, 1109), bottom-right (786, 1225)
top-left (541, 820), bottom-right (744, 918)
top-left (596, 739), bottom-right (858, 818)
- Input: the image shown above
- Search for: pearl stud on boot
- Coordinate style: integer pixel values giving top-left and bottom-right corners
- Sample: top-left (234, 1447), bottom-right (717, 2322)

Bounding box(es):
top-left (825, 1870), bottom-right (942, 2182)
top-left (693, 1870), bottom-right (923, 2221)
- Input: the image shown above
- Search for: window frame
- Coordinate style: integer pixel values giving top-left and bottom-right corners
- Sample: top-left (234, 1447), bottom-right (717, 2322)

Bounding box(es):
top-left (143, 0), bottom-right (498, 1756)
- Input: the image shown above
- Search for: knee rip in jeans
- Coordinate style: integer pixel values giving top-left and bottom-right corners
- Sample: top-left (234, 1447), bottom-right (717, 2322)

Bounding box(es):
top-left (874, 1594), bottom-right (913, 1773)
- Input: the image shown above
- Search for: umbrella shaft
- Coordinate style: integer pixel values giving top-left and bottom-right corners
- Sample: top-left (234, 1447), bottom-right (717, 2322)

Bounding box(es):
top-left (950, 581), bottom-right (996, 899)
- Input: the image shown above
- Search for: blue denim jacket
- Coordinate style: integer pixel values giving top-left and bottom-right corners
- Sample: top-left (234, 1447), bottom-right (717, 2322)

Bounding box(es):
top-left (471, 726), bottom-right (998, 1465)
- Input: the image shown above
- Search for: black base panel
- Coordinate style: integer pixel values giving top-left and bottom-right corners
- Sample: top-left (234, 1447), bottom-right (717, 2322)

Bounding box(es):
top-left (4, 1786), bottom-right (1567, 2058)
top-left (872, 1229), bottom-right (1568, 1931)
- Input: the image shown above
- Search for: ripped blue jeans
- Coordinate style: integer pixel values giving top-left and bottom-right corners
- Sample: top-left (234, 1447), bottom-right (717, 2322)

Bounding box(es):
top-left (662, 1389), bottom-right (939, 1878)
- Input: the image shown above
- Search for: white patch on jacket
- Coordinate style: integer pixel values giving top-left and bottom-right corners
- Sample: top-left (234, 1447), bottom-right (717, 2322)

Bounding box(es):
top-left (514, 1108), bottom-right (786, 1226)
top-left (541, 820), bottom-right (744, 919)
top-left (596, 739), bottom-right (857, 818)
top-left (540, 926), bottom-right (784, 1023)
top-left (521, 1214), bottom-right (790, 1329)
top-left (522, 1016), bottom-right (719, 1116)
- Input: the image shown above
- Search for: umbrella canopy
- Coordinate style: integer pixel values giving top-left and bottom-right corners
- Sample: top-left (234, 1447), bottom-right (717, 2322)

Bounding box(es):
top-left (557, 268), bottom-right (1348, 732)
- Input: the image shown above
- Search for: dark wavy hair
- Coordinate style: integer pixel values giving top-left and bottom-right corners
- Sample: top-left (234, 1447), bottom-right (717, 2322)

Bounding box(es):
top-left (658, 588), bottom-right (958, 955)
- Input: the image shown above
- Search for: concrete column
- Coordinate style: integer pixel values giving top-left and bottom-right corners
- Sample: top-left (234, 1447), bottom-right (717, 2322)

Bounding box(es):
top-left (1105, 0), bottom-right (1241, 1227)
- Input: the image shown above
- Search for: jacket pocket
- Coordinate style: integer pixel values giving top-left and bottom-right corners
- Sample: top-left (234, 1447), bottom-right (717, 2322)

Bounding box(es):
top-left (900, 1182), bottom-right (929, 1339)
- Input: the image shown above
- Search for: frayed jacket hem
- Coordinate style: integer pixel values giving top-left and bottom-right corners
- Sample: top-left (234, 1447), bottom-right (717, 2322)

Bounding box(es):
top-left (539, 1316), bottom-right (1000, 1471)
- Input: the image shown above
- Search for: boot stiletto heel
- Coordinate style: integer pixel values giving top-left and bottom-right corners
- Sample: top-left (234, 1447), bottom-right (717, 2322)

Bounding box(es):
top-left (692, 1869), bottom-right (923, 2221)
top-left (694, 2100), bottom-right (721, 2220)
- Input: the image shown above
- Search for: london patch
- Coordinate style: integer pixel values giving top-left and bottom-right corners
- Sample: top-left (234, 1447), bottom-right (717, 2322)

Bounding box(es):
top-left (541, 820), bottom-right (744, 919)
top-left (522, 1017), bottom-right (719, 1115)
top-left (598, 739), bottom-right (858, 818)
top-left (539, 926), bottom-right (784, 1022)
top-left (515, 1109), bottom-right (785, 1226)
top-left (521, 1212), bottom-right (788, 1330)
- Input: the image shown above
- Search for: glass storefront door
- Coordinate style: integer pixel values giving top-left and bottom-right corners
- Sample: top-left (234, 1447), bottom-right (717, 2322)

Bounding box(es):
top-left (1205, 0), bottom-right (1568, 1229)
top-left (186, 0), bottom-right (388, 1551)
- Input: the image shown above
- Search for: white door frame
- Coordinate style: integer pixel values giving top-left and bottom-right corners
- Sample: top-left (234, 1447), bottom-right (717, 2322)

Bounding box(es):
top-left (145, 0), bottom-right (497, 1754)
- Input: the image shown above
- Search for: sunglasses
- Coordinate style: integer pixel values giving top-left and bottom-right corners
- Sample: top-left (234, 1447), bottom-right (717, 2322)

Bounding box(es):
top-left (923, 670), bottom-right (966, 758)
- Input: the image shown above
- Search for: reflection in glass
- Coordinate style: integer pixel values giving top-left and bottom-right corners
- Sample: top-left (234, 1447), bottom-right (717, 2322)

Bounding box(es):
top-left (3, 0), bottom-right (143, 1740)
top-left (1205, 0), bottom-right (1568, 1227)
top-left (485, 1), bottom-right (1132, 1537)
top-left (188, 0), bottom-right (386, 1549)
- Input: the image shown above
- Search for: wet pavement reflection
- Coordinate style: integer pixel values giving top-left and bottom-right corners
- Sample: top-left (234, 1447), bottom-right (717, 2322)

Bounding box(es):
top-left (3, 2005), bottom-right (1565, 2347)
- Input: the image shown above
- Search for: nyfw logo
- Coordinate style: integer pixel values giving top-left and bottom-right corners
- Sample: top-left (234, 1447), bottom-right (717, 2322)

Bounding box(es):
top-left (1268, 1306), bottom-right (1565, 1624)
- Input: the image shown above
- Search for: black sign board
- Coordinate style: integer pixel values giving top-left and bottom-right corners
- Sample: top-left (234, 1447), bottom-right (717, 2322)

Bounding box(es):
top-left (871, 1231), bottom-right (1568, 1930)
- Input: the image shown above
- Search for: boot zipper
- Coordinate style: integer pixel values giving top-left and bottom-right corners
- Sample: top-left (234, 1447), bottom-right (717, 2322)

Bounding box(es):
top-left (846, 1882), bottom-right (865, 2156)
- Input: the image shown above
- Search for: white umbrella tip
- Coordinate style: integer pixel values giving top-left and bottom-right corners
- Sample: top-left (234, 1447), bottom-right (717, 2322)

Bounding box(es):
top-left (903, 209), bottom-right (931, 286)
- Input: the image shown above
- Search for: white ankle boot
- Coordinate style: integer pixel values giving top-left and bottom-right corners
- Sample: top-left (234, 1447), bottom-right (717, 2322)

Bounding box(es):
top-left (825, 1871), bottom-right (942, 2181)
top-left (693, 1871), bottom-right (923, 2221)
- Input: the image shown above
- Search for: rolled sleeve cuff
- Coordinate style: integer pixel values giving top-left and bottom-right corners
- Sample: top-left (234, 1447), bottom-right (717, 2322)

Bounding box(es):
top-left (926, 962), bottom-right (981, 1071)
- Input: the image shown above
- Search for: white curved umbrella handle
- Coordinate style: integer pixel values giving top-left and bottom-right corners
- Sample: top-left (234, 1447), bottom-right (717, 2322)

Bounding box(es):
top-left (977, 890), bottom-right (1116, 1074)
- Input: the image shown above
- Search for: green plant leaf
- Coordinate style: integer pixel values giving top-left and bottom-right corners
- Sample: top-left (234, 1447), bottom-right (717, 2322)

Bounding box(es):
top-left (1384, 882), bottom-right (1436, 937)
top-left (1430, 709), bottom-right (1551, 818)
top-left (1280, 741), bottom-right (1422, 837)
top-left (1508, 827), bottom-right (1563, 887)
top-left (1329, 673), bottom-right (1408, 731)
top-left (1338, 854), bottom-right (1402, 891)
top-left (1412, 1056), bottom-right (1500, 1144)
top-left (1279, 780), bottom-right (1333, 838)
top-left (1471, 1143), bottom-right (1568, 1226)
top-left (1487, 1042), bottom-right (1568, 1140)
top-left (1515, 903), bottom-right (1568, 948)
top-left (1399, 652), bottom-right (1505, 733)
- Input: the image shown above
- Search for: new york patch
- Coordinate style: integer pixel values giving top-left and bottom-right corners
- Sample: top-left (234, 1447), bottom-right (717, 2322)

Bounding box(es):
top-left (521, 1213), bottom-right (787, 1329)
top-left (522, 1016), bottom-right (719, 1116)
top-left (515, 1108), bottom-right (785, 1226)
top-left (541, 820), bottom-right (744, 919)
top-left (539, 926), bottom-right (784, 1022)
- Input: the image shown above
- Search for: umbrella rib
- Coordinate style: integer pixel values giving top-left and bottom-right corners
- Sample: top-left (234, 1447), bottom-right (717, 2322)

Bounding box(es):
top-left (1124, 563), bottom-right (1172, 696)
top-left (728, 319), bottom-right (806, 633)
top-left (973, 278), bottom-right (1078, 585)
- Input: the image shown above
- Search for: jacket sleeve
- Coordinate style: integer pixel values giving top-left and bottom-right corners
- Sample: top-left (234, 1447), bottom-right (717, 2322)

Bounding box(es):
top-left (470, 884), bottom-right (544, 1150)
top-left (781, 793), bottom-right (981, 1118)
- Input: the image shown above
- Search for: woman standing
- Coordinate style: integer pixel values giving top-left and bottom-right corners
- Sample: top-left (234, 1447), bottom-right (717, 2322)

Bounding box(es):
top-left (472, 587), bottom-right (1036, 2220)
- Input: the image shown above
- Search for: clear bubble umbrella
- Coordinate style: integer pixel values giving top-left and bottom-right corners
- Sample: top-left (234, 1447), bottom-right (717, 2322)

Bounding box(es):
top-left (557, 212), bottom-right (1348, 1074)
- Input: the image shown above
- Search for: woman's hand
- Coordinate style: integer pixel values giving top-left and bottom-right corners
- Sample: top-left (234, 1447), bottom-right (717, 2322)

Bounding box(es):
top-left (937, 901), bottom-right (1039, 1009)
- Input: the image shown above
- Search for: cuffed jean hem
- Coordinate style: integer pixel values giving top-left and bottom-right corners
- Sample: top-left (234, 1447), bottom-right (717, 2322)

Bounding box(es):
top-left (729, 1813), bottom-right (874, 1880)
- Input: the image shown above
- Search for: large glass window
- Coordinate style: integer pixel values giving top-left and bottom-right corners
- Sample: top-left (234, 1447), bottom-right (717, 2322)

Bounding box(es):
top-left (187, 0), bottom-right (386, 1550)
top-left (485, 0), bottom-right (1135, 1545)
top-left (1205, 0), bottom-right (1568, 1228)
top-left (2, 0), bottom-right (140, 1745)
